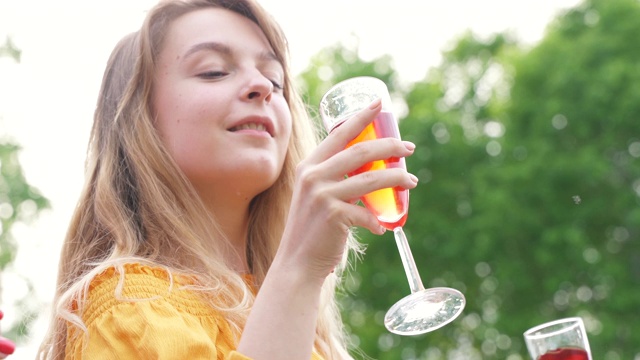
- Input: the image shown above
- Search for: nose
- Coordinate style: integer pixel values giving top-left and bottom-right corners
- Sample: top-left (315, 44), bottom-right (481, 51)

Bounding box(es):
top-left (242, 73), bottom-right (273, 103)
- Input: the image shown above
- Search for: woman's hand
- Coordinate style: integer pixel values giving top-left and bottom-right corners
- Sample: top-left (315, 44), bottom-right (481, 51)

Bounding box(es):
top-left (0, 311), bottom-right (15, 359)
top-left (278, 98), bottom-right (418, 282)
top-left (239, 99), bottom-right (417, 359)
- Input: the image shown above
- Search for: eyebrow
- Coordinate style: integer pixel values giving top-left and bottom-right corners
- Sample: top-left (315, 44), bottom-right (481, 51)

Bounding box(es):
top-left (182, 41), bottom-right (280, 64)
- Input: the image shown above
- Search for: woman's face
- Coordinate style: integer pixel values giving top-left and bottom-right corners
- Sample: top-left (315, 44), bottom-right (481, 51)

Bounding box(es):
top-left (153, 8), bottom-right (292, 202)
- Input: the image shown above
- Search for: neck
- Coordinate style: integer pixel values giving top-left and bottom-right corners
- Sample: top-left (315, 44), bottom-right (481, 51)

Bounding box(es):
top-left (198, 186), bottom-right (254, 273)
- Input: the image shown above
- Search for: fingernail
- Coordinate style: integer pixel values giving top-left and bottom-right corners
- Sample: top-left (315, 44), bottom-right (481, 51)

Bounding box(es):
top-left (409, 174), bottom-right (419, 183)
top-left (404, 141), bottom-right (416, 151)
top-left (368, 98), bottom-right (382, 110)
top-left (0, 338), bottom-right (15, 355)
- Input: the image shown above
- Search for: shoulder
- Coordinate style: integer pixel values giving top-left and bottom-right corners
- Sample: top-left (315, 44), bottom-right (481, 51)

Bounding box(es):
top-left (66, 263), bottom-right (237, 359)
top-left (82, 263), bottom-right (214, 326)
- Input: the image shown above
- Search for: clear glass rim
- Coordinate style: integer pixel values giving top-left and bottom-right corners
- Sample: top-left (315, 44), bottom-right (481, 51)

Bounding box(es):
top-left (319, 76), bottom-right (391, 132)
top-left (523, 317), bottom-right (584, 340)
top-left (320, 76), bottom-right (387, 104)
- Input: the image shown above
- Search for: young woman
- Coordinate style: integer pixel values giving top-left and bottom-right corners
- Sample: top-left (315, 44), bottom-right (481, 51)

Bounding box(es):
top-left (37, 0), bottom-right (417, 359)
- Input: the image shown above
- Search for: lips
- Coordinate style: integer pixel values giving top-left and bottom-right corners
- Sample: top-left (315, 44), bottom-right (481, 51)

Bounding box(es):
top-left (228, 116), bottom-right (274, 137)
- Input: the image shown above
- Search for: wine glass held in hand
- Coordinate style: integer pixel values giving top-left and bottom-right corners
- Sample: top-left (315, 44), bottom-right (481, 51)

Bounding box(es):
top-left (319, 76), bottom-right (465, 336)
top-left (524, 317), bottom-right (593, 360)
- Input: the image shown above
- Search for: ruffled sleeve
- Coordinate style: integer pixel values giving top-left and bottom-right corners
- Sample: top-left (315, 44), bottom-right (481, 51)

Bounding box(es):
top-left (64, 264), bottom-right (325, 360)
top-left (65, 264), bottom-right (240, 360)
top-left (69, 299), bottom-right (220, 359)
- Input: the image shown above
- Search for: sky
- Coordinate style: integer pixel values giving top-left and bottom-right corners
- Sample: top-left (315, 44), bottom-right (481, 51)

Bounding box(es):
top-left (0, 0), bottom-right (581, 358)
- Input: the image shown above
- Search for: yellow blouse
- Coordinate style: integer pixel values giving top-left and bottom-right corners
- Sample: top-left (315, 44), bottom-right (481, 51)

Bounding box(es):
top-left (65, 263), bottom-right (324, 360)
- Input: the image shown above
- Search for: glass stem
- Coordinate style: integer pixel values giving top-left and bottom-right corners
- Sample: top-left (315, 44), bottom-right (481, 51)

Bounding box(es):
top-left (393, 226), bottom-right (425, 294)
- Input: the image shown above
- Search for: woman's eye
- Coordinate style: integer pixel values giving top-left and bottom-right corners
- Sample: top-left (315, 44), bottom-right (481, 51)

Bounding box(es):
top-left (270, 79), bottom-right (284, 90)
top-left (198, 71), bottom-right (227, 79)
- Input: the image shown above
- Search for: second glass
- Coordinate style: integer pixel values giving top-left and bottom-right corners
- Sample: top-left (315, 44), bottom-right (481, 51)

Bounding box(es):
top-left (524, 317), bottom-right (592, 360)
top-left (320, 76), bottom-right (465, 335)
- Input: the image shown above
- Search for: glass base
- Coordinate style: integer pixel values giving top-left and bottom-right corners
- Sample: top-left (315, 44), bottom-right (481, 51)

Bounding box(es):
top-left (384, 287), bottom-right (466, 336)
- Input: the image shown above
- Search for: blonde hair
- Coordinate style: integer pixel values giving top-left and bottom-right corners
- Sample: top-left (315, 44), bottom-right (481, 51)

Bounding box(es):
top-left (37, 0), bottom-right (356, 358)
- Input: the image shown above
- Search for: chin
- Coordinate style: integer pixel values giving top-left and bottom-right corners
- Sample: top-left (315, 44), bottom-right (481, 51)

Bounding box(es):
top-left (249, 171), bottom-right (281, 192)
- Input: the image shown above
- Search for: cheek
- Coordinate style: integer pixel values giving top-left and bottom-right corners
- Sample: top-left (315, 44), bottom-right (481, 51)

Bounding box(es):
top-left (153, 85), bottom-right (181, 134)
top-left (154, 88), bottom-right (211, 143)
top-left (279, 109), bottom-right (294, 154)
top-left (164, 130), bottom-right (218, 185)
top-left (154, 102), bottom-right (205, 171)
top-left (276, 98), bottom-right (293, 133)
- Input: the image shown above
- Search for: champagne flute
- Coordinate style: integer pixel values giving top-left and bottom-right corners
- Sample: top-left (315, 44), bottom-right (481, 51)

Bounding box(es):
top-left (320, 76), bottom-right (466, 335)
top-left (524, 317), bottom-right (593, 360)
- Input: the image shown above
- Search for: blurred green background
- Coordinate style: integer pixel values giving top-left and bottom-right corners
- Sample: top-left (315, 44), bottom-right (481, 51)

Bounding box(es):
top-left (298, 0), bottom-right (640, 358)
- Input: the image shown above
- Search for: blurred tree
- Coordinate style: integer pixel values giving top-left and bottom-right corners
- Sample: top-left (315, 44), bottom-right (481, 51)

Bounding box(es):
top-left (297, 0), bottom-right (640, 358)
top-left (0, 37), bottom-right (21, 62)
top-left (501, 0), bottom-right (640, 357)
top-left (298, 32), bottom-right (522, 358)
top-left (0, 38), bottom-right (49, 340)
top-left (298, 42), bottom-right (398, 132)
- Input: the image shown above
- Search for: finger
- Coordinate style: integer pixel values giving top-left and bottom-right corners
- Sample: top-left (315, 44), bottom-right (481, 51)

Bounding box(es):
top-left (309, 98), bottom-right (382, 164)
top-left (332, 167), bottom-right (418, 203)
top-left (334, 200), bottom-right (386, 235)
top-left (320, 138), bottom-right (415, 181)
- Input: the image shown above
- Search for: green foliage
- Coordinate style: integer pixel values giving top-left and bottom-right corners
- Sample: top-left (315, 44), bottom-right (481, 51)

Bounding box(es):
top-left (0, 143), bottom-right (49, 271)
top-left (299, 0), bottom-right (640, 358)
top-left (297, 43), bottom-right (398, 131)
top-left (0, 142), bottom-right (49, 340)
top-left (500, 0), bottom-right (640, 357)
top-left (0, 142), bottom-right (49, 341)
top-left (0, 37), bottom-right (21, 62)
top-left (0, 42), bottom-right (49, 342)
